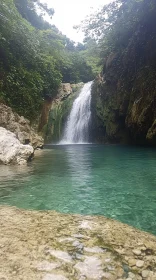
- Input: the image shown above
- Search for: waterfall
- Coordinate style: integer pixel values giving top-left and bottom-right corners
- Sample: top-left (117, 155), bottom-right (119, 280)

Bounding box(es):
top-left (60, 81), bottom-right (93, 144)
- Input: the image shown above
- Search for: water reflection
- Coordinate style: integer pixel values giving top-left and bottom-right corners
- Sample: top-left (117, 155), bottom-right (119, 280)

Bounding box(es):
top-left (65, 145), bottom-right (92, 186)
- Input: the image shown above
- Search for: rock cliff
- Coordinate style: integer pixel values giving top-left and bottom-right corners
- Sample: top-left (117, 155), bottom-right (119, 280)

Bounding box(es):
top-left (91, 15), bottom-right (156, 146)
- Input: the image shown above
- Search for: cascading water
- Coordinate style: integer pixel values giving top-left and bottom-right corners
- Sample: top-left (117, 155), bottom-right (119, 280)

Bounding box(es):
top-left (60, 81), bottom-right (93, 144)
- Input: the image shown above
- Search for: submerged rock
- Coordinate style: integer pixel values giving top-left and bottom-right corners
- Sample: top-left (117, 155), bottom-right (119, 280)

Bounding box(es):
top-left (0, 127), bottom-right (33, 165)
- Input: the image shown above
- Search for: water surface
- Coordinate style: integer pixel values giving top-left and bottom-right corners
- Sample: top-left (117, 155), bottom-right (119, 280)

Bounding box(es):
top-left (0, 144), bottom-right (156, 234)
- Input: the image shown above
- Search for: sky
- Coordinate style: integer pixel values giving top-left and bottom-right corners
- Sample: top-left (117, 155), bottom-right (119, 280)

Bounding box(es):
top-left (43, 0), bottom-right (111, 42)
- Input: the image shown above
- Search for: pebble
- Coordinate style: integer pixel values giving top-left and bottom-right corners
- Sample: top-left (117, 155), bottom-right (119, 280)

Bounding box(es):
top-left (128, 272), bottom-right (135, 279)
top-left (136, 260), bottom-right (144, 268)
top-left (132, 249), bottom-right (141, 256)
top-left (142, 270), bottom-right (149, 278)
top-left (116, 248), bottom-right (125, 255)
top-left (128, 258), bottom-right (136, 266)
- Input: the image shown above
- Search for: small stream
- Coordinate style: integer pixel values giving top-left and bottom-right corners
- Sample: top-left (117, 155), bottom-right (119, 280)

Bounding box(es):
top-left (0, 144), bottom-right (156, 235)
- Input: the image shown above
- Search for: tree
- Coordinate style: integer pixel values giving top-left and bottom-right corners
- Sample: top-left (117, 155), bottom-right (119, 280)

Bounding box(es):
top-left (14, 0), bottom-right (54, 29)
top-left (0, 0), bottom-right (96, 120)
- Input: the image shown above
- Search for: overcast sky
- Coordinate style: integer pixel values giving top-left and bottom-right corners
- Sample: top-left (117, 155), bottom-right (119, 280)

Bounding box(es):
top-left (43, 0), bottom-right (111, 42)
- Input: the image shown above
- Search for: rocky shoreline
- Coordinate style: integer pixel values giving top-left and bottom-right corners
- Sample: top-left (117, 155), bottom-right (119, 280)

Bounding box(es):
top-left (0, 206), bottom-right (156, 280)
top-left (0, 103), bottom-right (44, 165)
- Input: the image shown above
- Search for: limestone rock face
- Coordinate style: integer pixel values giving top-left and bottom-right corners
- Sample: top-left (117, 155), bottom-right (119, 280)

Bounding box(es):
top-left (0, 127), bottom-right (34, 165)
top-left (0, 103), bottom-right (43, 149)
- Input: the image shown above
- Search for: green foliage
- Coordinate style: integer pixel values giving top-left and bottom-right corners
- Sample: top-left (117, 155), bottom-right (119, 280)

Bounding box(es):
top-left (0, 0), bottom-right (96, 120)
top-left (14, 0), bottom-right (54, 30)
top-left (81, 0), bottom-right (156, 61)
top-left (81, 39), bottom-right (101, 76)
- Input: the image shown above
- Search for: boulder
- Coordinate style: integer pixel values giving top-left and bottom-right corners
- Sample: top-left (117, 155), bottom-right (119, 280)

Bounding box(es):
top-left (0, 127), bottom-right (34, 165)
top-left (0, 103), bottom-right (43, 149)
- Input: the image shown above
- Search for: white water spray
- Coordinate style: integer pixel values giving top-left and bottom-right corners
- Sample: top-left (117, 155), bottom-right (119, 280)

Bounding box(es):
top-left (60, 81), bottom-right (93, 144)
